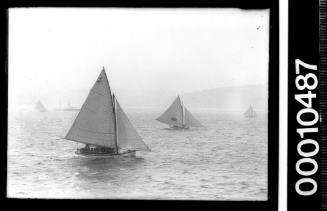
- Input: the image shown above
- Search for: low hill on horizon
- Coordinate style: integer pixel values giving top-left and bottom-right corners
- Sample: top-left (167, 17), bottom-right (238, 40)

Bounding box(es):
top-left (181, 84), bottom-right (267, 111)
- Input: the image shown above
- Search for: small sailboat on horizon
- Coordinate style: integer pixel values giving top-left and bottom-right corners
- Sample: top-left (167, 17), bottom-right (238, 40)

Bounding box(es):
top-left (244, 105), bottom-right (258, 118)
top-left (35, 100), bottom-right (47, 112)
top-left (63, 102), bottom-right (80, 111)
top-left (156, 96), bottom-right (203, 129)
top-left (63, 67), bottom-right (150, 158)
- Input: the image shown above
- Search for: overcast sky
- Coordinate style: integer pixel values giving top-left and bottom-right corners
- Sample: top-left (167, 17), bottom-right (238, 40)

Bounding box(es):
top-left (9, 8), bottom-right (269, 106)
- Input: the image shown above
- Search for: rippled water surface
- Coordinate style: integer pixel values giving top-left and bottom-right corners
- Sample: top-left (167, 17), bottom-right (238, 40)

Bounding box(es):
top-left (7, 109), bottom-right (267, 200)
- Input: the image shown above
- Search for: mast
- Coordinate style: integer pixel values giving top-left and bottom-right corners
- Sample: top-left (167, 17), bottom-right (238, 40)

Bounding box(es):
top-left (104, 66), bottom-right (118, 153)
top-left (112, 93), bottom-right (119, 154)
top-left (181, 98), bottom-right (185, 127)
top-left (177, 95), bottom-right (184, 127)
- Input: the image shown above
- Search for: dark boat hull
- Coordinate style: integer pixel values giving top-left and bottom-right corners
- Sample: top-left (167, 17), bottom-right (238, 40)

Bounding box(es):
top-left (163, 125), bottom-right (190, 130)
top-left (75, 149), bottom-right (136, 158)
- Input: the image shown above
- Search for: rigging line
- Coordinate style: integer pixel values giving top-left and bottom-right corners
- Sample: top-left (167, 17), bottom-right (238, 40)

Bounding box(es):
top-left (113, 94), bottom-right (119, 154)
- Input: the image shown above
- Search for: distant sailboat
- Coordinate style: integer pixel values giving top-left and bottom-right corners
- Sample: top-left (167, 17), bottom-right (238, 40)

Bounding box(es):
top-left (63, 102), bottom-right (80, 111)
top-left (156, 96), bottom-right (203, 129)
top-left (244, 105), bottom-right (258, 118)
top-left (64, 67), bottom-right (150, 157)
top-left (35, 100), bottom-right (47, 112)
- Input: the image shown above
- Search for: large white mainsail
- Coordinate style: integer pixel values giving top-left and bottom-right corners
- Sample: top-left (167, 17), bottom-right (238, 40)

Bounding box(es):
top-left (156, 96), bottom-right (184, 127)
top-left (64, 68), bottom-right (116, 148)
top-left (115, 97), bottom-right (150, 151)
top-left (244, 105), bottom-right (257, 118)
top-left (184, 107), bottom-right (203, 127)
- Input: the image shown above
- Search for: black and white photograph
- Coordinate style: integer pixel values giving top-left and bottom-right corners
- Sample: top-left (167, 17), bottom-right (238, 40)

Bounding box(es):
top-left (7, 8), bottom-right (271, 200)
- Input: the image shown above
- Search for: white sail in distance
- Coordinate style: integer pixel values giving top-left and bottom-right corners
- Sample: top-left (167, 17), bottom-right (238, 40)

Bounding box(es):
top-left (156, 96), bottom-right (184, 127)
top-left (156, 96), bottom-right (203, 128)
top-left (67, 102), bottom-right (74, 109)
top-left (35, 100), bottom-right (47, 112)
top-left (115, 97), bottom-right (150, 151)
top-left (65, 68), bottom-right (116, 148)
top-left (244, 105), bottom-right (257, 118)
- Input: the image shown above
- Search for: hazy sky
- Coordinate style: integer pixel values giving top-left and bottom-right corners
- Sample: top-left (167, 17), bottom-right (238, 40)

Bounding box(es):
top-left (9, 8), bottom-right (269, 105)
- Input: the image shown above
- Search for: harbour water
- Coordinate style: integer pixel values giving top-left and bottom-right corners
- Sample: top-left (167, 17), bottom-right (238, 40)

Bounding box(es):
top-left (7, 109), bottom-right (267, 200)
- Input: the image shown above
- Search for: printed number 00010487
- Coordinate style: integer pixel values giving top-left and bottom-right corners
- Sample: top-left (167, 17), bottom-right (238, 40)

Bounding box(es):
top-left (294, 59), bottom-right (319, 196)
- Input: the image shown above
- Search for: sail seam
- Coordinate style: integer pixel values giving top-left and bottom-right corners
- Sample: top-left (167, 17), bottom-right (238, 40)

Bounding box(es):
top-left (90, 89), bottom-right (107, 97)
top-left (76, 127), bottom-right (115, 134)
top-left (73, 134), bottom-right (112, 142)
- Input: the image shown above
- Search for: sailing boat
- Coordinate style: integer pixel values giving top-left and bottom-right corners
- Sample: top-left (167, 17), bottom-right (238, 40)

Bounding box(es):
top-left (64, 67), bottom-right (150, 157)
top-left (244, 105), bottom-right (258, 118)
top-left (35, 100), bottom-right (47, 112)
top-left (63, 102), bottom-right (80, 111)
top-left (156, 96), bottom-right (203, 129)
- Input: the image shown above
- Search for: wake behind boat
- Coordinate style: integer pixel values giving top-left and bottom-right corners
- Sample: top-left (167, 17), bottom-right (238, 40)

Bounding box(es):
top-left (63, 67), bottom-right (150, 158)
top-left (156, 96), bottom-right (203, 129)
